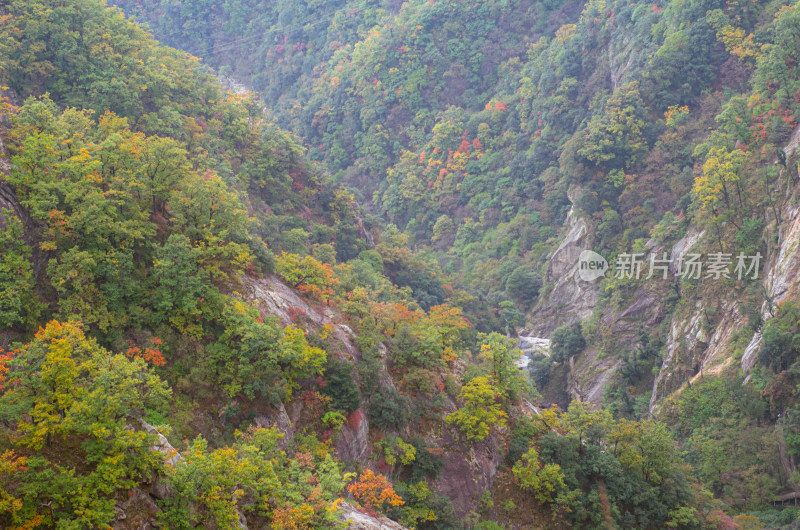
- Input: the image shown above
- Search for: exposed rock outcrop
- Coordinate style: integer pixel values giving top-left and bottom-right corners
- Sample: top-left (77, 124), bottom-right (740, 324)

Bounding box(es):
top-left (434, 429), bottom-right (503, 518)
top-left (646, 133), bottom-right (800, 411)
top-left (0, 92), bottom-right (28, 228)
top-left (242, 275), bottom-right (360, 361)
top-left (255, 402), bottom-right (295, 448)
top-left (647, 228), bottom-right (750, 411)
top-left (528, 207), bottom-right (601, 336)
top-left (648, 128), bottom-right (800, 408)
top-left (116, 421), bottom-right (250, 529)
top-left (570, 348), bottom-right (622, 406)
top-left (741, 199), bottom-right (800, 372)
top-left (337, 502), bottom-right (409, 529)
top-left (140, 420), bottom-right (182, 469)
top-left (113, 488), bottom-right (161, 530)
top-left (114, 422), bottom-right (177, 529)
top-left (243, 275), bottom-right (374, 465)
top-left (336, 408), bottom-right (371, 464)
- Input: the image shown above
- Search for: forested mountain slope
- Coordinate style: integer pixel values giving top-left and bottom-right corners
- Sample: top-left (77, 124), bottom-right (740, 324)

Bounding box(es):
top-left (110, 0), bottom-right (764, 353)
top-left (3, 0), bottom-right (800, 528)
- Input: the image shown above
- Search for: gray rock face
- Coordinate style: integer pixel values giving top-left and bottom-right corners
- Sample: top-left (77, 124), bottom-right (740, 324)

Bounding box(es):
top-left (646, 158), bottom-right (800, 411)
top-left (650, 305), bottom-right (707, 411)
top-left (650, 180), bottom-right (800, 409)
top-left (113, 488), bottom-right (161, 530)
top-left (523, 218), bottom-right (746, 413)
top-left (140, 420), bottom-right (182, 468)
top-left (114, 423), bottom-right (176, 528)
top-left (242, 275), bottom-right (374, 465)
top-left (570, 348), bottom-right (621, 406)
top-left (741, 200), bottom-right (800, 371)
top-left (136, 421), bottom-right (180, 501)
top-left (0, 118), bottom-right (36, 267)
top-left (336, 408), bottom-right (371, 464)
top-left (255, 402), bottom-right (295, 448)
top-left (669, 229), bottom-right (705, 273)
top-left (0, 128), bottom-right (9, 175)
top-left (649, 127), bottom-right (800, 406)
top-left (434, 429), bottom-right (503, 518)
top-left (646, 226), bottom-right (754, 411)
top-left (0, 184), bottom-right (20, 228)
top-left (527, 208), bottom-right (600, 336)
top-left (337, 502), bottom-right (409, 529)
top-left (242, 275), bottom-right (360, 361)
top-left (125, 422), bottom-right (252, 528)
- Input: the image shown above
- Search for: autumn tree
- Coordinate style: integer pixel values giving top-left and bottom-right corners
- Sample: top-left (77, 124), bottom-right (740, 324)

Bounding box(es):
top-left (693, 146), bottom-right (749, 227)
top-left (578, 82), bottom-right (649, 171)
top-left (512, 446), bottom-right (567, 503)
top-left (479, 332), bottom-right (528, 401)
top-left (446, 376), bottom-right (507, 440)
top-left (377, 436), bottom-right (417, 467)
top-left (0, 321), bottom-right (170, 528)
top-left (205, 299), bottom-right (326, 401)
top-left (0, 450), bottom-right (38, 528)
top-left (425, 304), bottom-right (470, 351)
top-left (162, 427), bottom-right (349, 528)
top-left (377, 302), bottom-right (468, 372)
top-left (347, 469), bottom-right (404, 516)
top-left (276, 252), bottom-right (340, 303)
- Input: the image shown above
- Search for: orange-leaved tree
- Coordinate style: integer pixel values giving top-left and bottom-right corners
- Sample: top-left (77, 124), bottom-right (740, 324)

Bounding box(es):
top-left (347, 469), bottom-right (404, 516)
top-left (276, 252), bottom-right (340, 304)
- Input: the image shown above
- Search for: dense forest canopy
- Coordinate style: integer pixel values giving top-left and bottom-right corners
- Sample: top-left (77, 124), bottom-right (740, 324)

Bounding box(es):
top-left (110, 0), bottom-right (761, 317)
top-left (2, 0), bottom-right (800, 527)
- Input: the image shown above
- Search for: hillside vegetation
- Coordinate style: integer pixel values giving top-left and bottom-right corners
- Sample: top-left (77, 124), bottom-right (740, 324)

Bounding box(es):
top-left (3, 0), bottom-right (800, 528)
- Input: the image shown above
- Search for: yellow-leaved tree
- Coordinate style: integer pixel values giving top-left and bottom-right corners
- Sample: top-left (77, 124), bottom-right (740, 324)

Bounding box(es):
top-left (693, 146), bottom-right (749, 230)
top-left (0, 320), bottom-right (170, 528)
top-left (446, 376), bottom-right (507, 440)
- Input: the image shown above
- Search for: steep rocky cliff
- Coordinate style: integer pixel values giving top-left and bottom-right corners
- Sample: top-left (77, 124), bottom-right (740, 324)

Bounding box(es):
top-left (651, 128), bottom-right (800, 411)
top-left (527, 126), bottom-right (800, 418)
top-left (528, 207), bottom-right (599, 337)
